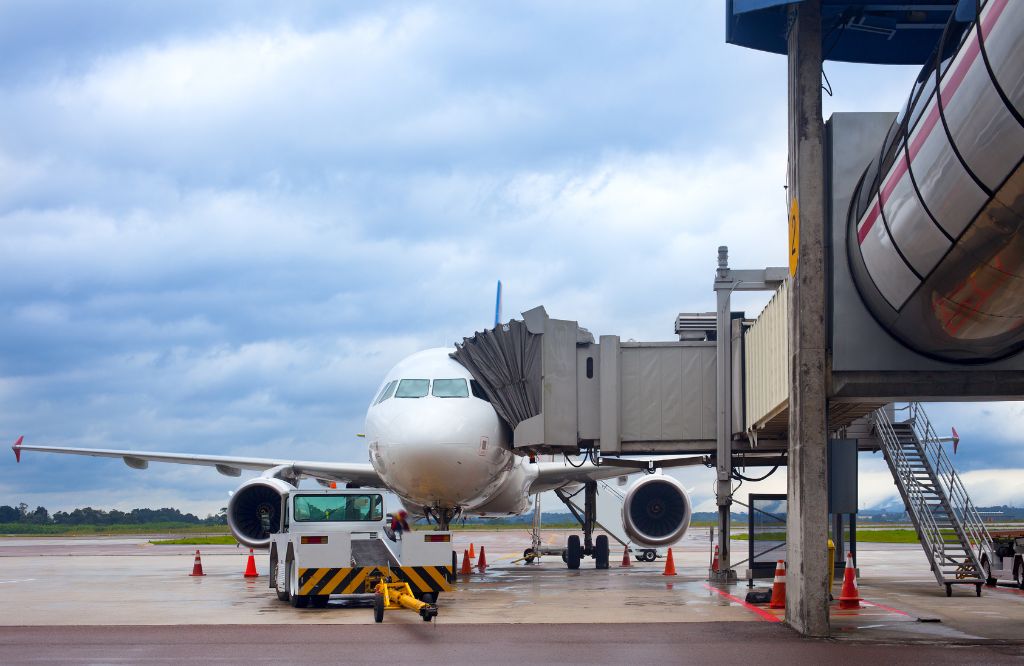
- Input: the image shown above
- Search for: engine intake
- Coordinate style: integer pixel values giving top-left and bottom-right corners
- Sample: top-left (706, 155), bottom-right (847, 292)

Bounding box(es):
top-left (621, 474), bottom-right (691, 547)
top-left (227, 477), bottom-right (294, 549)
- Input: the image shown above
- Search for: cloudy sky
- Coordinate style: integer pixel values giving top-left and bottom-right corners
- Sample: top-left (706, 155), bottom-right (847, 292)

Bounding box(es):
top-left (1, 1), bottom-right (1020, 518)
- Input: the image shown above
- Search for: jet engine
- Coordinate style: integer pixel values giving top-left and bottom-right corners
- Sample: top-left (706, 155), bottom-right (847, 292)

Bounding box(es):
top-left (621, 474), bottom-right (691, 547)
top-left (226, 477), bottom-right (295, 549)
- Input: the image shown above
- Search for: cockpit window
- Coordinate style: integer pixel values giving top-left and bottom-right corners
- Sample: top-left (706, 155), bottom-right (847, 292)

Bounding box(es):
top-left (470, 379), bottom-right (489, 401)
top-left (395, 379), bottom-right (430, 398)
top-left (374, 380), bottom-right (398, 405)
top-left (432, 378), bottom-right (469, 398)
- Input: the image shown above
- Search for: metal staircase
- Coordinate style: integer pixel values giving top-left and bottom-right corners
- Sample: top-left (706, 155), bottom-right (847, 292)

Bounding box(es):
top-left (873, 403), bottom-right (993, 596)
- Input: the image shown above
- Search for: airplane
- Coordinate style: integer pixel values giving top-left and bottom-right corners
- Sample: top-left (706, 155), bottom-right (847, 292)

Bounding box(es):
top-left (10, 285), bottom-right (701, 569)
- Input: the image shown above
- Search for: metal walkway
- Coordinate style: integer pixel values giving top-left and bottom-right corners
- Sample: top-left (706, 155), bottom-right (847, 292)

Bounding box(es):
top-left (873, 403), bottom-right (992, 596)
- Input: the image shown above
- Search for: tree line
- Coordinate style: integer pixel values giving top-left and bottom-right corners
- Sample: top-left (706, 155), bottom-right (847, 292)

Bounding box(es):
top-left (0, 503), bottom-right (227, 525)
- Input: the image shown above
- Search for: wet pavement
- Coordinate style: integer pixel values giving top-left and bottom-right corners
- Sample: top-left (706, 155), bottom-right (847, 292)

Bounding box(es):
top-left (2, 530), bottom-right (1023, 645)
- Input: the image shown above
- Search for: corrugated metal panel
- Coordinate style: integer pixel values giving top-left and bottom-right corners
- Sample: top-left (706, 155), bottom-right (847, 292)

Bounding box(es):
top-left (620, 342), bottom-right (716, 443)
top-left (744, 282), bottom-right (789, 431)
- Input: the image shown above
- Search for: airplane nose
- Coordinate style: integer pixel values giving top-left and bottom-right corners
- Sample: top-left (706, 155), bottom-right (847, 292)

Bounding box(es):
top-left (370, 399), bottom-right (506, 507)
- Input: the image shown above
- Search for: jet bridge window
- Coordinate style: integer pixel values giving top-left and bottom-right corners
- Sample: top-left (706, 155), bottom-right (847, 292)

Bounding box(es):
top-left (395, 379), bottom-right (430, 398)
top-left (292, 494), bottom-right (384, 522)
top-left (432, 378), bottom-right (469, 398)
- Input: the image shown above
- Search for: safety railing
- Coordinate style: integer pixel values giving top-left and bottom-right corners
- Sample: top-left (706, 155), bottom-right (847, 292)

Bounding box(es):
top-left (904, 403), bottom-right (993, 567)
top-left (874, 407), bottom-right (949, 583)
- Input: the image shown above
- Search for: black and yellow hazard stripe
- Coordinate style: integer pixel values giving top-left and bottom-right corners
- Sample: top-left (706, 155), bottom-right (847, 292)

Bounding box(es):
top-left (299, 565), bottom-right (453, 596)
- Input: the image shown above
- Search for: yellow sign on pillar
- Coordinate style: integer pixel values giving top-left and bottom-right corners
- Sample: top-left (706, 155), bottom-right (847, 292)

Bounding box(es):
top-left (788, 197), bottom-right (800, 277)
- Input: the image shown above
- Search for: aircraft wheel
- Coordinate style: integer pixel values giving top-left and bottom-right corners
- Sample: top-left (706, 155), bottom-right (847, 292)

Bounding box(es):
top-left (594, 535), bottom-right (610, 570)
top-left (1015, 559), bottom-right (1024, 590)
top-left (373, 593), bottom-right (385, 623)
top-left (566, 535), bottom-right (581, 570)
top-left (288, 561), bottom-right (308, 608)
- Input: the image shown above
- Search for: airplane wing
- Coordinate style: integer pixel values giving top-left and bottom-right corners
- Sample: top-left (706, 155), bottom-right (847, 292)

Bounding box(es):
top-left (528, 455), bottom-right (707, 494)
top-left (10, 437), bottom-right (383, 487)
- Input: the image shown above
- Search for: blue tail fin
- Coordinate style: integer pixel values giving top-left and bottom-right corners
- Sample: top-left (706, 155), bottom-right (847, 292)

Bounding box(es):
top-left (494, 280), bottom-right (502, 327)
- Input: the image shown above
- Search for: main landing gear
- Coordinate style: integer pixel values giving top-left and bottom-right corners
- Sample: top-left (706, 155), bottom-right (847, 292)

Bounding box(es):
top-left (555, 482), bottom-right (610, 570)
top-left (521, 482), bottom-right (611, 569)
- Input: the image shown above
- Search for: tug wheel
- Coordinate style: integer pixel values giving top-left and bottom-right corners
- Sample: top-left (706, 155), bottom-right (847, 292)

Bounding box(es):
top-left (287, 561), bottom-right (308, 608)
top-left (273, 561), bottom-right (289, 602)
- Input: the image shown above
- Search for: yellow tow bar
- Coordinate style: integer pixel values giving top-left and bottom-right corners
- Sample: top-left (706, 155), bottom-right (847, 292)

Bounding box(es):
top-left (372, 579), bottom-right (438, 623)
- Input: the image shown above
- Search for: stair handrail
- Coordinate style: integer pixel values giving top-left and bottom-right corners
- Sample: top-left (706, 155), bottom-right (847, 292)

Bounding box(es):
top-left (905, 403), bottom-right (993, 567)
top-left (873, 408), bottom-right (948, 575)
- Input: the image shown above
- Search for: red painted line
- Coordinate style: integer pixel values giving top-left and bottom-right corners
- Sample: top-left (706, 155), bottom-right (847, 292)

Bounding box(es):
top-left (702, 583), bottom-right (781, 623)
top-left (987, 585), bottom-right (1024, 597)
top-left (857, 0), bottom-right (1008, 246)
top-left (860, 599), bottom-right (911, 617)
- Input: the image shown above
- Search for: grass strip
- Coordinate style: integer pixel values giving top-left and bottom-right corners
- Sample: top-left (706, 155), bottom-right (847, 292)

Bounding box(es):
top-left (731, 529), bottom-right (928, 544)
top-left (150, 536), bottom-right (239, 546)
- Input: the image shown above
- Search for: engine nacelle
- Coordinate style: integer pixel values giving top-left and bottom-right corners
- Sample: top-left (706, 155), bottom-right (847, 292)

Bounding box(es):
top-left (227, 477), bottom-right (295, 549)
top-left (621, 474), bottom-right (691, 547)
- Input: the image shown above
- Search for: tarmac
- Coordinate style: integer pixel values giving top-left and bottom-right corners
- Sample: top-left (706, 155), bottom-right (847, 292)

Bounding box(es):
top-left (2, 529), bottom-right (1023, 663)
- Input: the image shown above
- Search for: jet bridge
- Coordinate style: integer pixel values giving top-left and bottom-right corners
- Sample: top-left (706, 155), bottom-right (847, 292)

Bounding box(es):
top-left (452, 306), bottom-right (718, 456)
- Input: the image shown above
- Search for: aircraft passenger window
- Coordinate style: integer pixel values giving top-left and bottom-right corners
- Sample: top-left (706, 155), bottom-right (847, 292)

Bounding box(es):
top-left (432, 378), bottom-right (469, 398)
top-left (395, 379), bottom-right (429, 398)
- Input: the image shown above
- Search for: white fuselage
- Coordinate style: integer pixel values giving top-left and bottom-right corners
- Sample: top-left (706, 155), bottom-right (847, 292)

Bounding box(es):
top-left (363, 348), bottom-right (534, 516)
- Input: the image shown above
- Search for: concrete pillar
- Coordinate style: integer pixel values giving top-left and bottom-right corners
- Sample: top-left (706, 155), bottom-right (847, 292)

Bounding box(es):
top-left (785, 0), bottom-right (830, 637)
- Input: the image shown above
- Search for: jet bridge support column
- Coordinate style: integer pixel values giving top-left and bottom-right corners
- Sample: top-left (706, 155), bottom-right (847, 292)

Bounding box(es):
top-left (786, 0), bottom-right (830, 638)
top-left (712, 247), bottom-right (786, 583)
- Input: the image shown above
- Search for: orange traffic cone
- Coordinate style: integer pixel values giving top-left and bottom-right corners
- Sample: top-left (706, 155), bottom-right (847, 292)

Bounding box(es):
top-left (189, 549), bottom-right (206, 577)
top-left (838, 552), bottom-right (861, 610)
top-left (460, 549), bottom-right (472, 575)
top-left (243, 548), bottom-right (258, 577)
top-left (662, 548), bottom-right (677, 576)
top-left (468, 543), bottom-right (476, 559)
top-left (769, 560), bottom-right (786, 609)
top-left (621, 548), bottom-right (631, 567)
top-left (477, 546), bottom-right (488, 571)
top-left (711, 545), bottom-right (720, 573)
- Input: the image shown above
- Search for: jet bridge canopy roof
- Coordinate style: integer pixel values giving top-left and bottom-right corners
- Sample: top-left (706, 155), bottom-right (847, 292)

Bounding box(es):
top-left (726, 0), bottom-right (964, 65)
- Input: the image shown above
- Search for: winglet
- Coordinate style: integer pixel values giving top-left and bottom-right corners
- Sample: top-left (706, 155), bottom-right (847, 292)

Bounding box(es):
top-left (951, 427), bottom-right (959, 455)
top-left (12, 435), bottom-right (23, 463)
